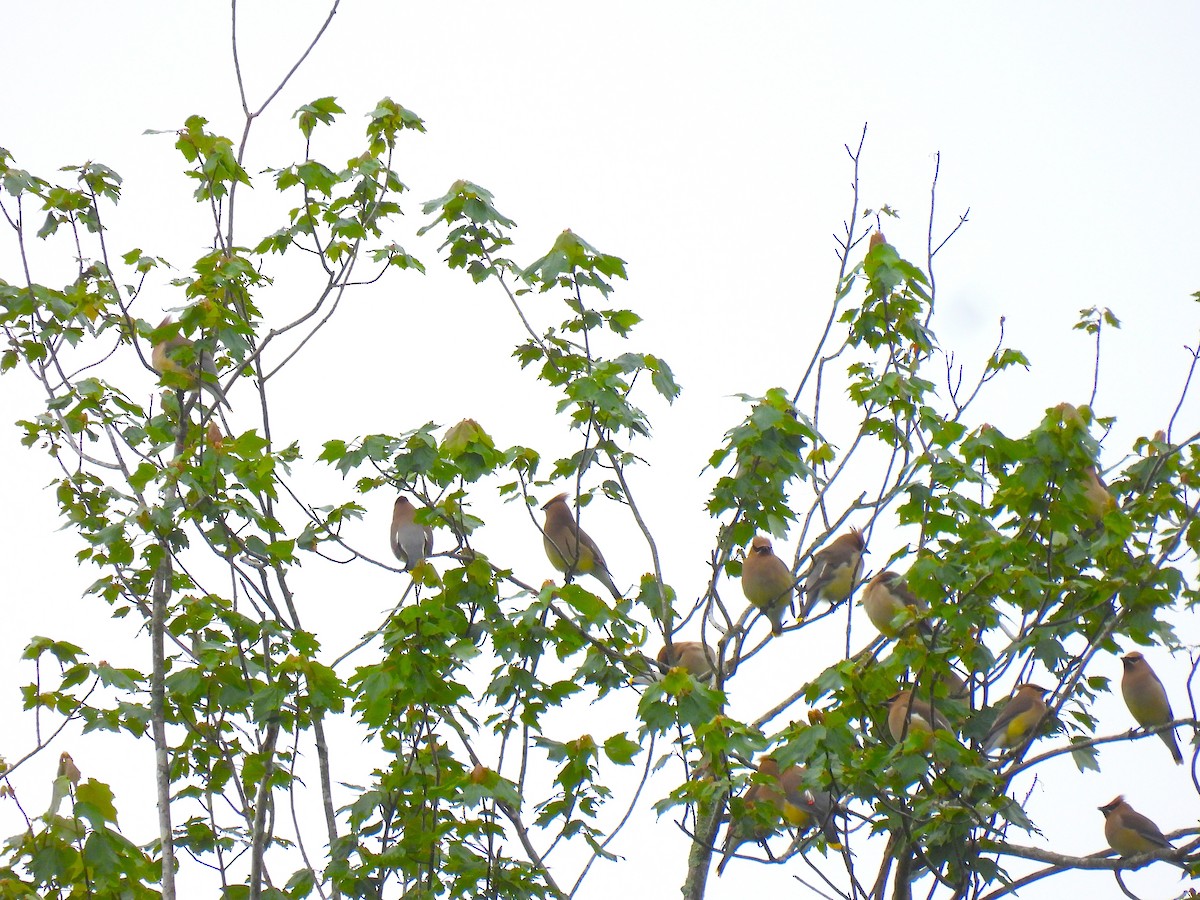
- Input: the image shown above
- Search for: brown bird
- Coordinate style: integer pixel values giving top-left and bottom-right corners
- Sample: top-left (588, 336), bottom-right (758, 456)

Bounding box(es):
top-left (982, 684), bottom-right (1049, 753)
top-left (151, 317), bottom-right (230, 409)
top-left (541, 493), bottom-right (622, 600)
top-left (887, 689), bottom-right (953, 743)
top-left (1099, 796), bottom-right (1183, 865)
top-left (930, 667), bottom-right (971, 701)
top-left (1083, 465), bottom-right (1116, 522)
top-left (862, 571), bottom-right (929, 638)
top-left (717, 757), bottom-right (841, 875)
top-left (774, 764), bottom-right (841, 850)
top-left (390, 496), bottom-right (434, 571)
top-left (656, 641), bottom-right (718, 681)
top-left (205, 421), bottom-right (226, 449)
top-left (49, 750), bottom-right (83, 814)
top-left (741, 536), bottom-right (794, 635)
top-left (57, 752), bottom-right (81, 786)
top-left (1121, 651), bottom-right (1183, 765)
top-left (800, 528), bottom-right (866, 617)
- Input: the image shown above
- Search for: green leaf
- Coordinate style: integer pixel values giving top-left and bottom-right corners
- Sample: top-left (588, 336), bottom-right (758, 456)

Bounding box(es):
top-left (1069, 740), bottom-right (1101, 773)
top-left (602, 733), bottom-right (642, 765)
top-left (294, 96), bottom-right (345, 138)
top-left (76, 778), bottom-right (119, 825)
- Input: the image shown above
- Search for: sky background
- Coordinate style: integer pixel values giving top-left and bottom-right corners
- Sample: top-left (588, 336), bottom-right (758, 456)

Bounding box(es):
top-left (2, 3), bottom-right (1199, 898)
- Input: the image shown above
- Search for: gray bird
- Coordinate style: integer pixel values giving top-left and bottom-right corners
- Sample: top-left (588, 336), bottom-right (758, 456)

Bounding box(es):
top-left (391, 496), bottom-right (434, 570)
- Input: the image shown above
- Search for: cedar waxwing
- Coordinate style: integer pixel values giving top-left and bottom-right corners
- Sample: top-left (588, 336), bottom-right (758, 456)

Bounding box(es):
top-left (741, 536), bottom-right (794, 635)
top-left (57, 752), bottom-right (80, 786)
top-left (887, 690), bottom-right (953, 743)
top-left (716, 757), bottom-right (841, 874)
top-left (862, 571), bottom-right (929, 638)
top-left (1083, 466), bottom-right (1116, 522)
top-left (541, 493), bottom-right (622, 600)
top-left (205, 421), bottom-right (225, 449)
top-left (981, 684), bottom-right (1049, 753)
top-left (657, 641), bottom-right (718, 681)
top-left (1120, 652), bottom-right (1183, 765)
top-left (390, 496), bottom-right (433, 571)
top-left (1099, 796), bottom-right (1182, 864)
top-left (931, 667), bottom-right (970, 701)
top-left (800, 528), bottom-right (866, 617)
top-left (49, 751), bottom-right (82, 814)
top-left (151, 317), bottom-right (230, 409)
top-left (774, 764), bottom-right (841, 851)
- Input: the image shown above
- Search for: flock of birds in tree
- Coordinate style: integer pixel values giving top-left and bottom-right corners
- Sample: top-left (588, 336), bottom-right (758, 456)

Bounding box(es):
top-left (391, 490), bottom-right (1192, 877)
top-left (150, 319), bottom-right (1191, 879)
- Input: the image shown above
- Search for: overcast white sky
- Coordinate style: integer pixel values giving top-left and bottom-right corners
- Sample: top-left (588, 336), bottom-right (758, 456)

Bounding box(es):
top-left (2, 3), bottom-right (1199, 898)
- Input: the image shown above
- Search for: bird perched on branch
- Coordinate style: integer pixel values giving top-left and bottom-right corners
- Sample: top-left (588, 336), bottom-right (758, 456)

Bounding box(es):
top-left (656, 641), bottom-right (718, 681)
top-left (1082, 465), bottom-right (1116, 523)
top-left (541, 493), bottom-right (622, 600)
top-left (800, 528), bottom-right (866, 617)
top-left (862, 571), bottom-right (930, 638)
top-left (151, 316), bottom-right (230, 409)
top-left (929, 667), bottom-right (971, 701)
top-left (1099, 796), bottom-right (1185, 867)
top-left (887, 689), bottom-right (953, 743)
top-left (1120, 651), bottom-right (1183, 765)
top-left (741, 536), bottom-right (794, 635)
top-left (49, 751), bottom-right (82, 814)
top-left (629, 641), bottom-right (718, 686)
top-left (981, 684), bottom-right (1049, 754)
top-left (717, 756), bottom-right (841, 875)
top-left (390, 496), bottom-right (434, 571)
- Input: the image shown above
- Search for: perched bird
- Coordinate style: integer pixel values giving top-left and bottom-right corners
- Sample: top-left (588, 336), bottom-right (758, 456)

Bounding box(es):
top-left (741, 536), bottom-right (794, 635)
top-left (1083, 466), bottom-right (1116, 522)
top-left (862, 571), bottom-right (929, 638)
top-left (151, 317), bottom-right (230, 409)
top-left (930, 667), bottom-right (971, 701)
top-left (630, 641), bottom-right (717, 686)
top-left (390, 496), bottom-right (434, 571)
top-left (1099, 796), bottom-right (1183, 865)
top-left (1121, 651), bottom-right (1183, 765)
top-left (981, 684), bottom-right (1049, 753)
top-left (800, 528), bottom-right (866, 617)
top-left (774, 764), bottom-right (841, 850)
top-left (887, 690), bottom-right (953, 743)
top-left (656, 641), bottom-right (718, 681)
top-left (49, 751), bottom-right (82, 814)
top-left (541, 493), bottom-right (622, 600)
top-left (57, 752), bottom-right (81, 786)
top-left (205, 421), bottom-right (226, 449)
top-left (717, 757), bottom-right (841, 875)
